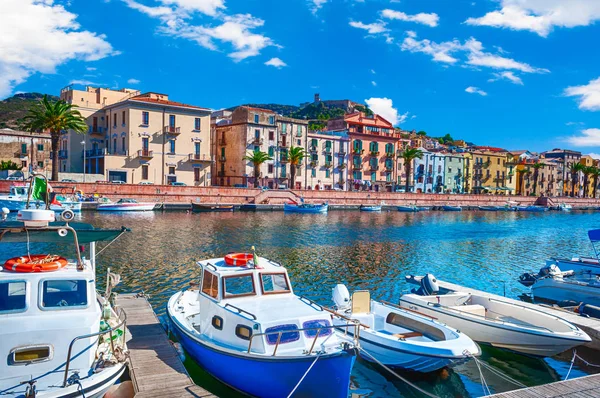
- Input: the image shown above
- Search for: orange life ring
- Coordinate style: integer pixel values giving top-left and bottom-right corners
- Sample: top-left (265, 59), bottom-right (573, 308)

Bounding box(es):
top-left (224, 253), bottom-right (253, 266)
top-left (3, 255), bottom-right (68, 273)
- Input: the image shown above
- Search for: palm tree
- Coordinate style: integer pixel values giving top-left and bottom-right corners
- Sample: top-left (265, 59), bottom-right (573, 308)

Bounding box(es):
top-left (399, 148), bottom-right (424, 192)
top-left (243, 150), bottom-right (272, 188)
top-left (531, 162), bottom-right (544, 196)
top-left (23, 95), bottom-right (88, 181)
top-left (590, 167), bottom-right (600, 199)
top-left (570, 163), bottom-right (586, 197)
top-left (288, 146), bottom-right (307, 189)
top-left (519, 167), bottom-right (531, 195)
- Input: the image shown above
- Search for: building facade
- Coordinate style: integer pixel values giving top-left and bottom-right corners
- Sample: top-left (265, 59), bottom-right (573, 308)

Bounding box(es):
top-left (413, 149), bottom-right (446, 193)
top-left (305, 130), bottom-right (349, 190)
top-left (542, 149), bottom-right (582, 196)
top-left (443, 153), bottom-right (467, 193)
top-left (60, 86), bottom-right (212, 185)
top-left (0, 128), bottom-right (52, 174)
top-left (470, 148), bottom-right (510, 194)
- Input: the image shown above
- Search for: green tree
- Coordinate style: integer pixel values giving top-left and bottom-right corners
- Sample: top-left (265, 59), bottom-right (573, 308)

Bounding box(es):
top-left (531, 162), bottom-right (544, 196)
top-left (400, 148), bottom-right (424, 192)
top-left (520, 167), bottom-right (531, 195)
top-left (354, 105), bottom-right (374, 116)
top-left (288, 146), bottom-right (307, 189)
top-left (416, 131), bottom-right (427, 137)
top-left (22, 95), bottom-right (88, 181)
top-left (582, 165), bottom-right (596, 198)
top-left (243, 149), bottom-right (273, 188)
top-left (0, 160), bottom-right (22, 171)
top-left (570, 163), bottom-right (586, 197)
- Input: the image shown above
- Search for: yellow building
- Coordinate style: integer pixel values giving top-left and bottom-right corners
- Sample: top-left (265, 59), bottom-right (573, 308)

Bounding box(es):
top-left (461, 152), bottom-right (473, 193)
top-left (470, 148), bottom-right (509, 194)
top-left (580, 155), bottom-right (598, 197)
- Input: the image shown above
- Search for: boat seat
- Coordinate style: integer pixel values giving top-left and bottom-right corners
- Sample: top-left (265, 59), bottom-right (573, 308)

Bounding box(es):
top-left (352, 291), bottom-right (371, 314)
top-left (393, 332), bottom-right (423, 340)
top-left (449, 304), bottom-right (486, 318)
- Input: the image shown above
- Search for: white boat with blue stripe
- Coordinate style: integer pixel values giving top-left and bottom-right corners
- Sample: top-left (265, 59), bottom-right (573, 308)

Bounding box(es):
top-left (166, 251), bottom-right (357, 398)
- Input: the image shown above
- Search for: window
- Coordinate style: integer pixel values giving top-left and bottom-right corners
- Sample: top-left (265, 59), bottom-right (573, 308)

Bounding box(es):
top-left (281, 123), bottom-right (287, 134)
top-left (385, 143), bottom-right (393, 153)
top-left (169, 140), bottom-right (176, 154)
top-left (37, 144), bottom-right (43, 151)
top-left (371, 172), bottom-right (376, 182)
top-left (353, 140), bottom-right (362, 151)
top-left (369, 142), bottom-right (378, 152)
top-left (122, 111), bottom-right (126, 125)
top-left (194, 118), bottom-right (201, 130)
top-left (113, 113), bottom-right (117, 127)
top-left (254, 114), bottom-right (259, 123)
top-left (325, 140), bottom-right (332, 149)
top-left (212, 316), bottom-right (223, 330)
top-left (169, 115), bottom-right (176, 127)
top-left (302, 319), bottom-right (332, 338)
top-left (142, 111), bottom-right (149, 125)
top-left (269, 116), bottom-right (275, 124)
top-left (0, 281), bottom-right (26, 313)
top-left (21, 143), bottom-right (27, 154)
top-left (325, 169), bottom-right (330, 178)
top-left (223, 274), bottom-right (255, 298)
top-left (268, 146), bottom-right (274, 157)
top-left (195, 142), bottom-right (201, 155)
top-left (311, 153), bottom-right (318, 162)
top-left (113, 138), bottom-right (117, 154)
top-left (142, 165), bottom-right (148, 180)
top-left (312, 168), bottom-right (316, 177)
top-left (194, 168), bottom-right (200, 182)
top-left (41, 280), bottom-right (88, 309)
top-left (122, 137), bottom-right (126, 153)
top-left (353, 171), bottom-right (362, 179)
top-left (236, 325), bottom-right (252, 340)
top-left (169, 166), bottom-right (175, 175)
top-left (268, 164), bottom-right (274, 173)
top-left (11, 345), bottom-right (52, 364)
top-left (201, 270), bottom-right (218, 299)
top-left (297, 125), bottom-right (302, 135)
top-left (265, 324), bottom-right (299, 345)
top-left (297, 139), bottom-right (301, 146)
top-left (281, 165), bottom-right (286, 177)
top-left (311, 139), bottom-right (318, 147)
top-left (255, 129), bottom-right (260, 139)
top-left (269, 131), bottom-right (274, 140)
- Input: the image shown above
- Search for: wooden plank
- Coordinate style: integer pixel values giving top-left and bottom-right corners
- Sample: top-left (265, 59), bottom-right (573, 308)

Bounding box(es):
top-left (115, 294), bottom-right (216, 398)
top-left (486, 374), bottom-right (600, 397)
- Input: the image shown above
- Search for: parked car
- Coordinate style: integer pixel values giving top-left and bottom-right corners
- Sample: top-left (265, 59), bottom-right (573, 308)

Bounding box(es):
top-left (139, 181), bottom-right (154, 185)
top-left (170, 181), bottom-right (187, 186)
top-left (111, 180), bottom-right (126, 184)
top-left (61, 179), bottom-right (77, 182)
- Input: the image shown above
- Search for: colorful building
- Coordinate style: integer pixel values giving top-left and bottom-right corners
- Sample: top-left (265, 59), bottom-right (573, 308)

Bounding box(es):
top-left (413, 149), bottom-right (445, 193)
top-left (469, 148), bottom-right (510, 194)
top-left (305, 130), bottom-right (350, 190)
top-left (542, 149), bottom-right (582, 196)
top-left (0, 128), bottom-right (52, 175)
top-left (443, 153), bottom-right (467, 193)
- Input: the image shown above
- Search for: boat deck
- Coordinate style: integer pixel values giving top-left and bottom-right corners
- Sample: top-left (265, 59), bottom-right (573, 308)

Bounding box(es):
top-left (486, 373), bottom-right (600, 397)
top-left (115, 294), bottom-right (217, 397)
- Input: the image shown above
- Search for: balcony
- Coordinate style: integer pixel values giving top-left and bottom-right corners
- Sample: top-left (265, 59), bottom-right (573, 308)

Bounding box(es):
top-left (324, 162), bottom-right (332, 168)
top-left (338, 163), bottom-right (346, 170)
top-left (385, 152), bottom-right (394, 158)
top-left (90, 126), bottom-right (105, 136)
top-left (138, 149), bottom-right (153, 159)
top-left (309, 145), bottom-right (318, 152)
top-left (252, 138), bottom-right (263, 145)
top-left (59, 150), bottom-right (68, 159)
top-left (353, 148), bottom-right (364, 155)
top-left (164, 126), bottom-right (181, 135)
top-left (385, 166), bottom-right (393, 172)
top-left (370, 151), bottom-right (380, 157)
top-left (14, 150), bottom-right (27, 158)
top-left (280, 157), bottom-right (289, 163)
top-left (338, 150), bottom-right (346, 156)
top-left (83, 148), bottom-right (106, 158)
top-left (324, 147), bottom-right (332, 153)
top-left (188, 153), bottom-right (210, 162)
top-left (352, 163), bottom-right (362, 170)
top-left (310, 160), bottom-right (319, 168)
top-left (218, 139), bottom-right (226, 146)
top-left (370, 164), bottom-right (379, 171)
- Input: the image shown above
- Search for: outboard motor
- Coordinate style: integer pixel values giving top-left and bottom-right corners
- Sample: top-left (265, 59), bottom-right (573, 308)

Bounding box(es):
top-left (332, 284), bottom-right (350, 311)
top-left (412, 274), bottom-right (439, 296)
top-left (518, 272), bottom-right (538, 287)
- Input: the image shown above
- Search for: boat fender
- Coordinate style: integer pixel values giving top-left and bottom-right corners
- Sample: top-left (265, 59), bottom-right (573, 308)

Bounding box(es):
top-left (578, 304), bottom-right (600, 319)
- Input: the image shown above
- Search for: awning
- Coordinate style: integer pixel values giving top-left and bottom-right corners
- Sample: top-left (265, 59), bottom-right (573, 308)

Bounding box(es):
top-left (0, 222), bottom-right (129, 244)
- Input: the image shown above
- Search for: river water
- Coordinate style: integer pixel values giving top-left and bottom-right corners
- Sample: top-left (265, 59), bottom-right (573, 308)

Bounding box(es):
top-left (3, 210), bottom-right (600, 397)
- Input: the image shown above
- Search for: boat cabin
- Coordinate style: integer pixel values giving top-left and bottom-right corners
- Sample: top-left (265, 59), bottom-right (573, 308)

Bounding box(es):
top-left (176, 255), bottom-right (341, 356)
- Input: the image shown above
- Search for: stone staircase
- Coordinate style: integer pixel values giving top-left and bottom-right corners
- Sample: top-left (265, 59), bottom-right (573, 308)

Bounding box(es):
top-left (253, 189), bottom-right (302, 204)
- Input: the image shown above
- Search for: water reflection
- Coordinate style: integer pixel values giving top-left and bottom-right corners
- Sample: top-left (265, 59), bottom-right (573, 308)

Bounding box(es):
top-left (1, 210), bottom-right (599, 397)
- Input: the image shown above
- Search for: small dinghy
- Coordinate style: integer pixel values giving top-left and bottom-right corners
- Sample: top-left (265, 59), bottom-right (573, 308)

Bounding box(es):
top-left (397, 205), bottom-right (419, 212)
top-left (558, 203), bottom-right (573, 211)
top-left (191, 202), bottom-right (234, 212)
top-left (517, 205), bottom-right (547, 212)
top-left (478, 205), bottom-right (500, 211)
top-left (519, 264), bottom-right (600, 307)
top-left (96, 198), bottom-right (156, 211)
top-left (403, 274), bottom-right (591, 357)
top-left (329, 284), bottom-right (479, 372)
top-left (167, 251), bottom-right (357, 398)
top-left (441, 205), bottom-right (462, 212)
top-left (284, 202), bottom-right (328, 213)
top-left (360, 204), bottom-right (382, 212)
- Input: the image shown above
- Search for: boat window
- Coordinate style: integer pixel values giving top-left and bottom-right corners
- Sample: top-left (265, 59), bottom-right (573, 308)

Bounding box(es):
top-left (260, 273), bottom-right (291, 295)
top-left (41, 280), bottom-right (88, 309)
top-left (265, 324), bottom-right (300, 345)
top-left (235, 324), bottom-right (252, 340)
top-left (302, 319), bottom-right (332, 338)
top-left (222, 274), bottom-right (255, 298)
top-left (0, 281), bottom-right (27, 314)
top-left (10, 345), bottom-right (53, 365)
top-left (212, 316), bottom-right (223, 330)
top-left (201, 270), bottom-right (219, 299)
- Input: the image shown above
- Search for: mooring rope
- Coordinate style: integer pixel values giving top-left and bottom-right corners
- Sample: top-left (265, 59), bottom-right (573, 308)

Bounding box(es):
top-left (464, 351), bottom-right (527, 389)
top-left (286, 353), bottom-right (322, 398)
top-left (95, 230), bottom-right (127, 258)
top-left (565, 349), bottom-right (600, 381)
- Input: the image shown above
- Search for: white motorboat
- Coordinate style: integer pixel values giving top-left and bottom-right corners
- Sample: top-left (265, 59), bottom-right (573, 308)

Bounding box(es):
top-left (403, 274), bottom-right (591, 357)
top-left (550, 229), bottom-right (600, 275)
top-left (166, 252), bottom-right (357, 398)
top-left (520, 264), bottom-right (600, 307)
top-left (0, 184), bottom-right (129, 397)
top-left (0, 185), bottom-right (81, 212)
top-left (558, 203), bottom-right (573, 211)
top-left (96, 198), bottom-right (156, 212)
top-left (330, 284), bottom-right (479, 372)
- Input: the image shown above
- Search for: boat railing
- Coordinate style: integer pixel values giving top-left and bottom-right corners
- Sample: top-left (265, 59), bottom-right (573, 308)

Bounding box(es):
top-left (204, 262), bottom-right (218, 271)
top-left (298, 295), bottom-right (324, 311)
top-left (247, 322), bottom-right (360, 356)
top-left (62, 307), bottom-right (127, 387)
top-left (224, 303), bottom-right (257, 320)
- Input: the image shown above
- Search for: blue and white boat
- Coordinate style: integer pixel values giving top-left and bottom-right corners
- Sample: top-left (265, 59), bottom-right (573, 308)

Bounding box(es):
top-left (0, 184), bottom-right (82, 212)
top-left (166, 253), bottom-right (357, 398)
top-left (478, 205), bottom-right (501, 211)
top-left (397, 204), bottom-right (419, 212)
top-left (517, 205), bottom-right (548, 212)
top-left (284, 202), bottom-right (328, 213)
top-left (360, 204), bottom-right (382, 212)
top-left (442, 205), bottom-right (462, 212)
top-left (550, 229), bottom-right (600, 275)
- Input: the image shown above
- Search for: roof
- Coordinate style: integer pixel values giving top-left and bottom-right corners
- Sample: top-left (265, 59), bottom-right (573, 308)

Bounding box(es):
top-left (129, 96), bottom-right (210, 111)
top-left (0, 222), bottom-right (128, 244)
top-left (471, 145), bottom-right (507, 153)
top-left (241, 106), bottom-right (275, 114)
top-left (199, 256), bottom-right (285, 275)
top-left (344, 112), bottom-right (394, 128)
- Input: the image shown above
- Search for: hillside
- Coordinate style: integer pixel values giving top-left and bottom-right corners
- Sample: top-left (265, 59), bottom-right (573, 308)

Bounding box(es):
top-left (0, 93), bottom-right (59, 129)
top-left (231, 103), bottom-right (300, 116)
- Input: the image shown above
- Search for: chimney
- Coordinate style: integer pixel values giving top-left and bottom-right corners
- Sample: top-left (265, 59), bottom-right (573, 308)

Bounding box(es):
top-left (314, 93), bottom-right (320, 103)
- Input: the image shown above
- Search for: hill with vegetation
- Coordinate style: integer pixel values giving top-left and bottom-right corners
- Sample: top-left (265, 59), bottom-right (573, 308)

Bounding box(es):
top-left (231, 103), bottom-right (299, 116)
top-left (0, 92), bottom-right (59, 129)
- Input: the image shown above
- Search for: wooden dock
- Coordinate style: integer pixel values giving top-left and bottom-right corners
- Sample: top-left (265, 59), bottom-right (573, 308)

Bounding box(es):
top-left (115, 294), bottom-right (217, 397)
top-left (486, 373), bottom-right (600, 397)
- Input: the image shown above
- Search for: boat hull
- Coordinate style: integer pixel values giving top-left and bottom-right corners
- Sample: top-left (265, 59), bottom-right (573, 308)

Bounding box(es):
top-left (360, 206), bottom-right (382, 212)
top-left (397, 206), bottom-right (419, 212)
top-left (283, 203), bottom-right (328, 213)
top-left (191, 203), bottom-right (234, 212)
top-left (552, 258), bottom-right (600, 275)
top-left (442, 206), bottom-right (462, 212)
top-left (96, 203), bottom-right (156, 211)
top-left (0, 199), bottom-right (81, 212)
top-left (168, 312), bottom-right (355, 398)
top-left (531, 278), bottom-right (600, 307)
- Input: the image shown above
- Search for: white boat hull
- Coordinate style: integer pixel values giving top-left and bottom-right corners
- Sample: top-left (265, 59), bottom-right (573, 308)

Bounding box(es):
top-left (531, 277), bottom-right (600, 307)
top-left (552, 258), bottom-right (600, 275)
top-left (0, 199), bottom-right (81, 212)
top-left (97, 203), bottom-right (155, 211)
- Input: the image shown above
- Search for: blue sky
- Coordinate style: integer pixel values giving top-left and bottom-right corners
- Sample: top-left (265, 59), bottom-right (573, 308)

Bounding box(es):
top-left (2, 0), bottom-right (600, 154)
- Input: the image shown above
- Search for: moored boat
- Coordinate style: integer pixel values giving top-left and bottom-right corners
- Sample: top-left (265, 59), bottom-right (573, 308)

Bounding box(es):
top-left (0, 184), bottom-right (81, 212)
top-left (517, 205), bottom-right (548, 212)
top-left (283, 202), bottom-right (328, 213)
top-left (330, 284), bottom-right (479, 372)
top-left (397, 204), bottom-right (419, 212)
top-left (166, 252), bottom-right (357, 398)
top-left (442, 205), bottom-right (462, 211)
top-left (558, 203), bottom-right (573, 211)
top-left (96, 198), bottom-right (156, 211)
top-left (191, 202), bottom-right (234, 212)
top-left (478, 205), bottom-right (501, 211)
top-left (404, 274), bottom-right (591, 357)
top-left (360, 204), bottom-right (382, 212)
top-left (550, 229), bottom-right (600, 274)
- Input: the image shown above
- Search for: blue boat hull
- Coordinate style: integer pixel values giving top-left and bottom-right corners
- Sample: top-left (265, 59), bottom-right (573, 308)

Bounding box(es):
top-left (442, 206), bottom-right (462, 211)
top-left (168, 313), bottom-right (355, 398)
top-left (284, 204), bottom-right (328, 213)
top-left (360, 206), bottom-right (381, 212)
top-left (397, 206), bottom-right (419, 212)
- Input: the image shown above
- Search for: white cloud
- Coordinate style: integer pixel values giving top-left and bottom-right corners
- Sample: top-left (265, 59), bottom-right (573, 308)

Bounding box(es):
top-left (587, 153), bottom-right (600, 160)
top-left (381, 9), bottom-right (439, 27)
top-left (124, 1), bottom-right (276, 61)
top-left (264, 57), bottom-right (287, 68)
top-left (127, 78), bottom-right (141, 84)
top-left (564, 77), bottom-right (600, 111)
top-left (86, 67), bottom-right (97, 71)
top-left (566, 128), bottom-right (600, 147)
top-left (566, 121), bottom-right (584, 126)
top-left (371, 69), bottom-right (376, 74)
top-left (371, 80), bottom-right (377, 86)
top-left (465, 86), bottom-right (488, 96)
top-left (400, 32), bottom-right (548, 76)
top-left (310, 0), bottom-right (327, 14)
top-left (465, 0), bottom-right (600, 37)
top-left (349, 20), bottom-right (389, 34)
top-left (488, 71), bottom-right (524, 85)
top-left (0, 0), bottom-right (117, 99)
top-left (70, 79), bottom-right (102, 86)
top-left (364, 97), bottom-right (410, 125)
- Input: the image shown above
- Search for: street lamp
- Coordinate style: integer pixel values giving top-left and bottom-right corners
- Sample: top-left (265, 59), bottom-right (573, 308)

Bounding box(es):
top-left (81, 140), bottom-right (86, 183)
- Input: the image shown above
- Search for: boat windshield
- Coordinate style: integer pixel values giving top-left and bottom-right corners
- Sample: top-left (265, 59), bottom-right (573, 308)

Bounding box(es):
top-left (223, 274), bottom-right (256, 298)
top-left (260, 273), bottom-right (291, 294)
top-left (117, 199), bottom-right (137, 203)
top-left (11, 187), bottom-right (28, 196)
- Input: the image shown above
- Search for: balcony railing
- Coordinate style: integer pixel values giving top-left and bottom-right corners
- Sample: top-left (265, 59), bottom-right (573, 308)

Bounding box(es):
top-left (310, 160), bottom-right (319, 168)
top-left (218, 139), bottom-right (226, 146)
top-left (324, 162), bottom-right (332, 168)
top-left (353, 148), bottom-right (364, 155)
top-left (59, 150), bottom-right (68, 159)
top-left (338, 163), bottom-right (346, 170)
top-left (252, 138), bottom-right (263, 145)
top-left (138, 149), bottom-right (153, 159)
top-left (324, 147), bottom-right (332, 153)
top-left (385, 152), bottom-right (394, 158)
top-left (89, 126), bottom-right (104, 135)
top-left (164, 126), bottom-right (181, 135)
top-left (281, 157), bottom-right (289, 163)
top-left (385, 166), bottom-right (393, 171)
top-left (352, 163), bottom-right (362, 170)
top-left (338, 150), bottom-right (347, 156)
top-left (370, 151), bottom-right (380, 157)
top-left (309, 145), bottom-right (318, 152)
top-left (189, 153), bottom-right (210, 162)
top-left (83, 148), bottom-right (106, 157)
top-left (370, 164), bottom-right (379, 171)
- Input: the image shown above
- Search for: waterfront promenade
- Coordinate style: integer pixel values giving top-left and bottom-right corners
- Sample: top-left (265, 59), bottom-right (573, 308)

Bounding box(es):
top-left (486, 373), bottom-right (600, 397)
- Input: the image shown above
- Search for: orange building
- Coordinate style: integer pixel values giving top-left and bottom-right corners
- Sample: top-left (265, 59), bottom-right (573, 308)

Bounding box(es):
top-left (328, 112), bottom-right (400, 191)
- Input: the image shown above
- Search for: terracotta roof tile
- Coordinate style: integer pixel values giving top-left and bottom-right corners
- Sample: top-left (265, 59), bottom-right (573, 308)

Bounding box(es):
top-left (130, 96), bottom-right (210, 110)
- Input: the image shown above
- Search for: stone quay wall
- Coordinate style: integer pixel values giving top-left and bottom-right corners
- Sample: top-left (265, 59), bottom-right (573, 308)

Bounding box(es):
top-left (3, 180), bottom-right (600, 208)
